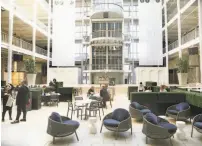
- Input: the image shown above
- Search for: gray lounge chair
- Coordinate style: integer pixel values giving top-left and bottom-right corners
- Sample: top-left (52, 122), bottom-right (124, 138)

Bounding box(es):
top-left (142, 113), bottom-right (177, 145)
top-left (129, 102), bottom-right (151, 121)
top-left (191, 114), bottom-right (202, 137)
top-left (100, 108), bottom-right (132, 139)
top-left (166, 102), bottom-right (191, 122)
top-left (47, 112), bottom-right (80, 144)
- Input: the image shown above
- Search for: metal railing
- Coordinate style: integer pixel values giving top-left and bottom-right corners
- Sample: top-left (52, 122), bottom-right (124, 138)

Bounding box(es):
top-left (92, 2), bottom-right (123, 13)
top-left (1, 32), bottom-right (48, 56)
top-left (181, 27), bottom-right (199, 45)
top-left (84, 64), bottom-right (123, 70)
top-left (92, 30), bottom-right (122, 38)
top-left (168, 40), bottom-right (179, 51)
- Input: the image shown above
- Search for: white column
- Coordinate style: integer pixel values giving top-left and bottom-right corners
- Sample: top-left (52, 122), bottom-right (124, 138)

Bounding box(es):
top-left (198, 0), bottom-right (202, 83)
top-left (47, 0), bottom-right (51, 84)
top-left (106, 46), bottom-right (108, 70)
top-left (177, 0), bottom-right (182, 58)
top-left (7, 0), bottom-right (14, 83)
top-left (32, 1), bottom-right (37, 58)
top-left (164, 2), bottom-right (169, 84)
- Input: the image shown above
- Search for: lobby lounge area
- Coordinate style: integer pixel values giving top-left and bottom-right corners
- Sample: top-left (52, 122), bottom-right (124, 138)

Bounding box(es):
top-left (1, 0), bottom-right (202, 146)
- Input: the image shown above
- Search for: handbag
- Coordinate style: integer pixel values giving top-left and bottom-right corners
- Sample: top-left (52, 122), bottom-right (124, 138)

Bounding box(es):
top-left (6, 95), bottom-right (15, 107)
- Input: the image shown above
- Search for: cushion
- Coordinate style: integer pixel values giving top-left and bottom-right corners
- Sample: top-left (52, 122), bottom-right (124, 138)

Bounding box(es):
top-left (194, 122), bottom-right (202, 129)
top-left (103, 119), bottom-right (120, 127)
top-left (158, 123), bottom-right (177, 134)
top-left (112, 108), bottom-right (130, 122)
top-left (63, 120), bottom-right (80, 127)
top-left (145, 113), bottom-right (158, 125)
top-left (131, 102), bottom-right (143, 110)
top-left (176, 102), bottom-right (189, 111)
top-left (167, 110), bottom-right (179, 115)
top-left (50, 112), bottom-right (62, 122)
top-left (140, 109), bottom-right (151, 115)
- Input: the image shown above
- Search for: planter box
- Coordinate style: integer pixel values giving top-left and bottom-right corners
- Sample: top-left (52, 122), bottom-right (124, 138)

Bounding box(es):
top-left (27, 74), bottom-right (36, 86)
top-left (177, 73), bottom-right (188, 85)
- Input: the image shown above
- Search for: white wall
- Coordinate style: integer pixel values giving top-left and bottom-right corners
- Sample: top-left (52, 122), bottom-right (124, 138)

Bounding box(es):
top-left (48, 67), bottom-right (81, 86)
top-left (135, 67), bottom-right (168, 85)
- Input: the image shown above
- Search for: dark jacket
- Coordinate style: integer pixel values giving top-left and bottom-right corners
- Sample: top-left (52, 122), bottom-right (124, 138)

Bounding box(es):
top-left (16, 85), bottom-right (29, 106)
top-left (100, 88), bottom-right (110, 101)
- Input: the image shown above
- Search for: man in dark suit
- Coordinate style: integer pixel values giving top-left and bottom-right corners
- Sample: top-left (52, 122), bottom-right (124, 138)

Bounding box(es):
top-left (11, 81), bottom-right (29, 124)
top-left (100, 85), bottom-right (110, 108)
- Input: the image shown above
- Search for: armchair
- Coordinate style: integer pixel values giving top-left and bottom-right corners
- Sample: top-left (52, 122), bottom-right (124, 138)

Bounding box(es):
top-left (47, 112), bottom-right (80, 144)
top-left (166, 102), bottom-right (191, 122)
top-left (100, 108), bottom-right (132, 139)
top-left (191, 114), bottom-right (202, 137)
top-left (142, 113), bottom-right (177, 145)
top-left (129, 102), bottom-right (151, 121)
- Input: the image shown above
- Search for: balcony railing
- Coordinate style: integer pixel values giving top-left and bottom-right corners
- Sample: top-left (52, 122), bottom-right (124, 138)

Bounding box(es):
top-left (84, 64), bottom-right (123, 70)
top-left (168, 40), bottom-right (179, 51)
top-left (1, 32), bottom-right (48, 57)
top-left (167, 7), bottom-right (177, 22)
top-left (181, 27), bottom-right (199, 45)
top-left (92, 30), bottom-right (122, 39)
top-left (92, 2), bottom-right (123, 13)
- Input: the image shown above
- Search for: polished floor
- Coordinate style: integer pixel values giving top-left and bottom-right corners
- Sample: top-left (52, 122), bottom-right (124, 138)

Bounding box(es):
top-left (1, 95), bottom-right (202, 146)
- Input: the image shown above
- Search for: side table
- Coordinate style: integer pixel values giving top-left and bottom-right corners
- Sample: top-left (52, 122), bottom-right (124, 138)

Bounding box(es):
top-left (176, 121), bottom-right (186, 140)
top-left (89, 117), bottom-right (97, 134)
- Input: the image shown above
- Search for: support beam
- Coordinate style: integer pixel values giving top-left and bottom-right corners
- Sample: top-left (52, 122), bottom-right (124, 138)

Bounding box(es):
top-left (47, 0), bottom-right (51, 84)
top-left (198, 0), bottom-right (202, 83)
top-left (32, 1), bottom-right (37, 58)
top-left (7, 0), bottom-right (14, 83)
top-left (177, 0), bottom-right (182, 58)
top-left (164, 1), bottom-right (169, 84)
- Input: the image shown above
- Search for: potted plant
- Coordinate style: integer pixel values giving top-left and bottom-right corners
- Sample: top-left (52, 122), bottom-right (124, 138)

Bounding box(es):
top-left (24, 58), bottom-right (36, 86)
top-left (176, 57), bottom-right (189, 85)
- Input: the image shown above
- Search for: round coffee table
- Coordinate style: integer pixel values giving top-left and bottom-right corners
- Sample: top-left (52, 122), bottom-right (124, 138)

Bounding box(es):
top-left (89, 117), bottom-right (97, 134)
top-left (176, 121), bottom-right (186, 140)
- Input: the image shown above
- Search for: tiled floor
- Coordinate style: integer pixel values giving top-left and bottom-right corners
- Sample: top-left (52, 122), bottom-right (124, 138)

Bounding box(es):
top-left (1, 95), bottom-right (202, 146)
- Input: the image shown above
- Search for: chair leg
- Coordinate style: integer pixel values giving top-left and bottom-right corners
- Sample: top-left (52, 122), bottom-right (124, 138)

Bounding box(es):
top-left (115, 131), bottom-right (119, 140)
top-left (146, 136), bottom-right (148, 144)
top-left (53, 137), bottom-right (55, 144)
top-left (100, 123), bottom-right (103, 133)
top-left (169, 138), bottom-right (173, 146)
top-left (75, 131), bottom-right (79, 141)
top-left (191, 125), bottom-right (194, 137)
top-left (99, 109), bottom-right (101, 120)
top-left (102, 107), bottom-right (104, 115)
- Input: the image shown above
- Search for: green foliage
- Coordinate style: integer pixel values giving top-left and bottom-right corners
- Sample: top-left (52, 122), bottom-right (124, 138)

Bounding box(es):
top-left (176, 57), bottom-right (189, 73)
top-left (24, 58), bottom-right (36, 74)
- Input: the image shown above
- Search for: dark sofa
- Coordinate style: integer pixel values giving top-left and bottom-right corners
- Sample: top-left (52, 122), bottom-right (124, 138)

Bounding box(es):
top-left (130, 91), bottom-right (202, 116)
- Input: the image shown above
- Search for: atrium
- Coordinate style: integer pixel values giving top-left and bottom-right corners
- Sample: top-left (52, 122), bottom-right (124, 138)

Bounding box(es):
top-left (1, 0), bottom-right (202, 146)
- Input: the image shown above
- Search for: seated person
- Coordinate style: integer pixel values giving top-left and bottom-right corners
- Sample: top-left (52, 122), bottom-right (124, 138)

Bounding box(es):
top-left (145, 86), bottom-right (152, 92)
top-left (100, 85), bottom-right (110, 108)
top-left (138, 82), bottom-right (145, 92)
top-left (87, 86), bottom-right (95, 96)
top-left (160, 85), bottom-right (167, 92)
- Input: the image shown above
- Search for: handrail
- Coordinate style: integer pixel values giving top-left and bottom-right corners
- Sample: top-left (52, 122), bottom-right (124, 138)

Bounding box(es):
top-left (181, 27), bottom-right (199, 45)
top-left (83, 64), bottom-right (123, 70)
top-left (1, 32), bottom-right (48, 56)
top-left (92, 30), bottom-right (122, 38)
top-left (168, 40), bottom-right (179, 51)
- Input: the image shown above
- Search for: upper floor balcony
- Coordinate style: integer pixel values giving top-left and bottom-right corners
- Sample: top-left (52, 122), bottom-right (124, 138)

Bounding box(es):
top-left (1, 32), bottom-right (50, 58)
top-left (92, 30), bottom-right (122, 39)
top-left (91, 1), bottom-right (123, 19)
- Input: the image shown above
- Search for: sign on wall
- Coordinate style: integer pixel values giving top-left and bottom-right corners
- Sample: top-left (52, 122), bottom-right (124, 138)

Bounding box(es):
top-left (138, 0), bottom-right (163, 66)
top-left (52, 0), bottom-right (75, 66)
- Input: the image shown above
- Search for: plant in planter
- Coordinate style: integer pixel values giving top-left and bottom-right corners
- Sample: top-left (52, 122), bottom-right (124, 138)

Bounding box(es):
top-left (176, 57), bottom-right (189, 85)
top-left (24, 58), bottom-right (36, 86)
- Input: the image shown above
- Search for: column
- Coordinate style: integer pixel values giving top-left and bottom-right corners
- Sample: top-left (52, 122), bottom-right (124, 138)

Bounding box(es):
top-left (164, 2), bottom-right (169, 84)
top-left (198, 0), bottom-right (202, 83)
top-left (32, 1), bottom-right (37, 58)
top-left (7, 0), bottom-right (14, 83)
top-left (177, 0), bottom-right (182, 57)
top-left (47, 0), bottom-right (51, 84)
top-left (106, 46), bottom-right (108, 70)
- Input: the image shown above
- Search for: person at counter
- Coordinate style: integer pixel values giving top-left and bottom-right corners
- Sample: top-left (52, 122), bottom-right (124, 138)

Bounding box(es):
top-left (87, 86), bottom-right (95, 96)
top-left (138, 82), bottom-right (145, 92)
top-left (2, 83), bottom-right (14, 122)
top-left (100, 85), bottom-right (110, 108)
top-left (160, 85), bottom-right (167, 92)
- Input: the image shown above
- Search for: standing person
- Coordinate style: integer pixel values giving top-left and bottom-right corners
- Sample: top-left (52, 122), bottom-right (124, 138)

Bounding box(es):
top-left (11, 81), bottom-right (30, 124)
top-left (52, 78), bottom-right (58, 92)
top-left (138, 82), bottom-right (145, 92)
top-left (100, 84), bottom-right (110, 108)
top-left (2, 83), bottom-right (14, 122)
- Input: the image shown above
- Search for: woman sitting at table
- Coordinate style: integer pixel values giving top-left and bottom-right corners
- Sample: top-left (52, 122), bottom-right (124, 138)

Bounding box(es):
top-left (160, 85), bottom-right (167, 92)
top-left (87, 86), bottom-right (95, 97)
